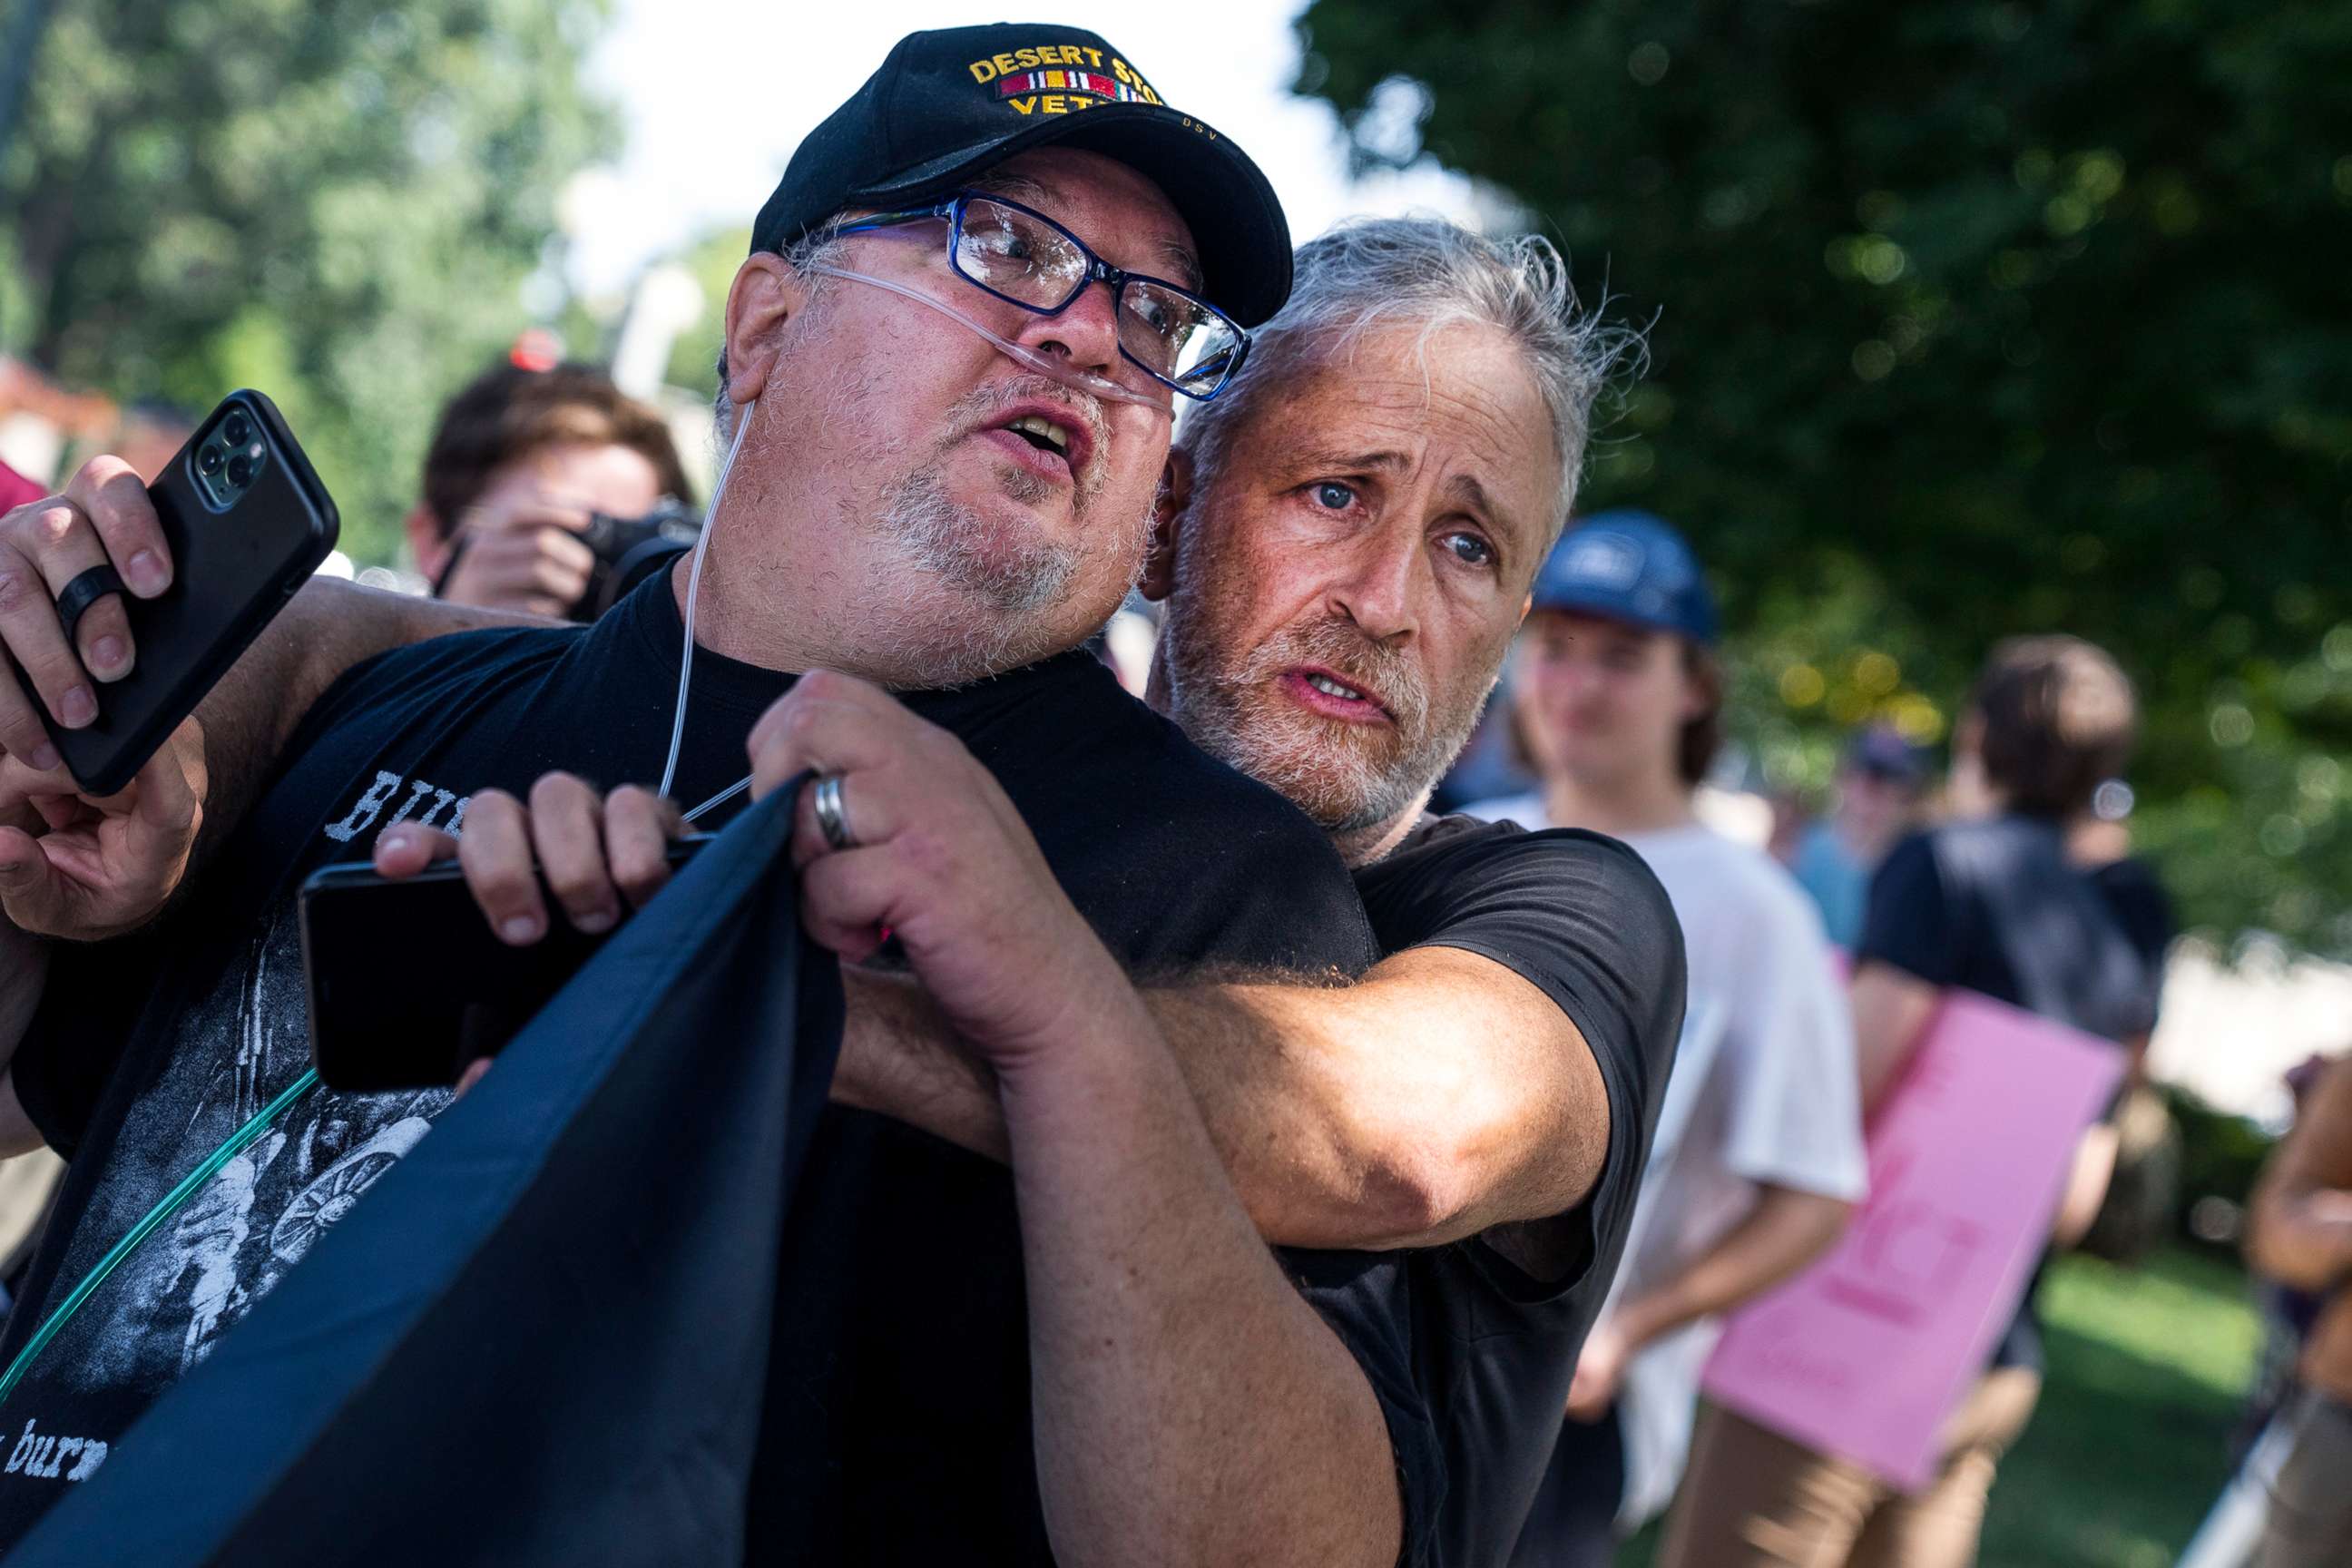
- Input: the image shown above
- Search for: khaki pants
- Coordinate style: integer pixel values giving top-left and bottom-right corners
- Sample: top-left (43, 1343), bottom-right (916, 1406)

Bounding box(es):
top-left (2259, 1390), bottom-right (2352, 1568)
top-left (1656, 1368), bottom-right (2043, 1568)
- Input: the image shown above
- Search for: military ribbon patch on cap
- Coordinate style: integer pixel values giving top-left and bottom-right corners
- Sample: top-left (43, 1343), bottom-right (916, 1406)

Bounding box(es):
top-left (968, 43), bottom-right (1166, 115)
top-left (995, 70), bottom-right (1155, 103)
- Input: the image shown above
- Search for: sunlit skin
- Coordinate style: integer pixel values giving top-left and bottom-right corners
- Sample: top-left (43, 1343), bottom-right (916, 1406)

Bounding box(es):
top-left (1513, 609), bottom-right (1709, 837)
top-left (699, 147), bottom-right (1199, 687)
top-left (1148, 322), bottom-right (1560, 865)
top-left (404, 441), bottom-right (666, 590)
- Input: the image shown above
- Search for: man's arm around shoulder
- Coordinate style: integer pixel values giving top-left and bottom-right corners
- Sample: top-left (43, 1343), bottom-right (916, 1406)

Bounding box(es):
top-left (844, 941), bottom-right (1618, 1252)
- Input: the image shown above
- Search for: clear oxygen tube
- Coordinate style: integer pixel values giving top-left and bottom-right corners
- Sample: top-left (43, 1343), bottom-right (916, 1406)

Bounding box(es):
top-left (806, 263), bottom-right (1174, 412)
top-left (660, 266), bottom-right (1168, 821)
top-left (657, 391), bottom-right (757, 812)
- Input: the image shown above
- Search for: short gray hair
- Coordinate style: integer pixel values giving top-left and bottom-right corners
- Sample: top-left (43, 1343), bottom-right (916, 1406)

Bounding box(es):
top-left (1178, 216), bottom-right (1637, 535)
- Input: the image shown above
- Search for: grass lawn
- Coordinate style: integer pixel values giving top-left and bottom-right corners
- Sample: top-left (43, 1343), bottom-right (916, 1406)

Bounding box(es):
top-left (1617, 1245), bottom-right (2262, 1567)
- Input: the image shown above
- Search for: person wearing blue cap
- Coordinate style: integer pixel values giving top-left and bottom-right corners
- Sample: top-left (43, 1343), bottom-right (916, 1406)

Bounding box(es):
top-left (1788, 723), bottom-right (1932, 948)
top-left (1469, 511), bottom-right (1868, 1567)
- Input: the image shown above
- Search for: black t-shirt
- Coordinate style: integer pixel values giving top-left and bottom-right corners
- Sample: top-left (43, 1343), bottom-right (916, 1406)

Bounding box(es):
top-left (1, 573), bottom-right (1414, 1556)
top-left (1858, 817), bottom-right (2164, 1044)
top-left (1352, 814), bottom-right (1685, 1568)
top-left (1855, 814), bottom-right (2169, 1370)
top-left (2087, 856), bottom-right (2177, 1014)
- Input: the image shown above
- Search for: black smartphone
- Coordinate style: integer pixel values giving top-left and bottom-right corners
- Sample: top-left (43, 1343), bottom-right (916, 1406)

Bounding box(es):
top-left (299, 835), bottom-right (710, 1093)
top-left (34, 390), bottom-right (338, 797)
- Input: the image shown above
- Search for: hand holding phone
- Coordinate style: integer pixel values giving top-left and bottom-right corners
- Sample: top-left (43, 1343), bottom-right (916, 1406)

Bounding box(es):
top-left (0, 391), bottom-right (337, 795)
top-left (305, 778), bottom-right (701, 1091)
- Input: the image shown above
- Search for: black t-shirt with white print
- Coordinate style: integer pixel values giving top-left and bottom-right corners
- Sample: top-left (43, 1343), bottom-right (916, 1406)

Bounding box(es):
top-left (1352, 813), bottom-right (1685, 1568)
top-left (0, 573), bottom-right (1405, 1556)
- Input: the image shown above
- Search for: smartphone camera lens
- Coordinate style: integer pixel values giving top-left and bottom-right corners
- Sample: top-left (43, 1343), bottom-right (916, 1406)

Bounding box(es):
top-left (220, 412), bottom-right (252, 447)
top-left (226, 453), bottom-right (255, 487)
top-left (198, 445), bottom-right (226, 476)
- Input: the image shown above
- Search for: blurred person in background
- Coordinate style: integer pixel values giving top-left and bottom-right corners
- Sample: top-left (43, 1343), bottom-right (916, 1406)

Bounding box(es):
top-left (409, 360), bottom-right (697, 620)
top-left (1469, 510), bottom-right (1867, 1567)
top-left (1667, 633), bottom-right (2165, 1568)
top-left (2244, 1052), bottom-right (2352, 1568)
top-left (2064, 779), bottom-right (2176, 1064)
top-left (1786, 722), bottom-right (1929, 949)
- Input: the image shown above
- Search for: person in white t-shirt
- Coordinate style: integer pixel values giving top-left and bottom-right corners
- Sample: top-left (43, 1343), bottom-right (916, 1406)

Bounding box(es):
top-left (1469, 511), bottom-right (1868, 1567)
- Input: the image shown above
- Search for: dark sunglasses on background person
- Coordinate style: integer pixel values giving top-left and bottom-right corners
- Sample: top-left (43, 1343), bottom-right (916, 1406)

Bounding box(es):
top-left (834, 191), bottom-right (1252, 401)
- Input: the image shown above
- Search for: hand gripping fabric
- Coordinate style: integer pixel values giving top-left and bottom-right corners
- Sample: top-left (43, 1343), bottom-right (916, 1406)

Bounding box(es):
top-left (9, 779), bottom-right (842, 1566)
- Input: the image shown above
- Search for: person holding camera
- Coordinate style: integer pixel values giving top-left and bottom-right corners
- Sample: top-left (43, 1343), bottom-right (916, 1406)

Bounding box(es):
top-left (408, 360), bottom-right (698, 622)
top-left (0, 47), bottom-right (1683, 1563)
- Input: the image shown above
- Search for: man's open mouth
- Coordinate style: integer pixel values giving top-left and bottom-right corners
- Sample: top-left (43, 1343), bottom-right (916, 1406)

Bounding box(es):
top-left (979, 399), bottom-right (1095, 484)
top-left (1282, 666), bottom-right (1395, 724)
top-left (1005, 414), bottom-right (1072, 456)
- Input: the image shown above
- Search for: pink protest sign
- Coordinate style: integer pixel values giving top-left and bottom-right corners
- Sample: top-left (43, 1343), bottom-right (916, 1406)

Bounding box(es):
top-left (1700, 985), bottom-right (2125, 1490)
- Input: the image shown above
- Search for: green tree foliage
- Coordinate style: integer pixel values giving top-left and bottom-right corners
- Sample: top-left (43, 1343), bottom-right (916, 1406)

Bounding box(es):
top-left (0, 0), bottom-right (619, 563)
top-left (659, 224), bottom-right (752, 398)
top-left (1298, 0), bottom-right (2352, 954)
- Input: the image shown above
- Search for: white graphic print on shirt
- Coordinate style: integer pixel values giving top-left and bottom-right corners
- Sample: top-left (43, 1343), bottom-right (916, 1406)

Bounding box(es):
top-left (9, 770), bottom-right (470, 1486)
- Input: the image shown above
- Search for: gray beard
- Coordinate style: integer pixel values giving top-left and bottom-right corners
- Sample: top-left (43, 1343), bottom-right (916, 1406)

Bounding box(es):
top-left (881, 460), bottom-right (1078, 612)
top-left (1161, 597), bottom-right (1482, 836)
top-left (869, 462), bottom-right (1159, 682)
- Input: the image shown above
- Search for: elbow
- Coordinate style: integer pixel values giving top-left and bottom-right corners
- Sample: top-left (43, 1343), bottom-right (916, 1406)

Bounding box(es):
top-left (1366, 1142), bottom-right (1475, 1242)
top-left (1353, 1085), bottom-right (1506, 1242)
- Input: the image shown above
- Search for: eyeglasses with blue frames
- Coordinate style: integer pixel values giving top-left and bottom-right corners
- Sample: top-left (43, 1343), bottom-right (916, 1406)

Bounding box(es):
top-left (833, 191), bottom-right (1252, 402)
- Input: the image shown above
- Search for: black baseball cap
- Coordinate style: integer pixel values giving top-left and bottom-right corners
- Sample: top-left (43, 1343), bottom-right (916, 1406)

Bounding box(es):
top-left (749, 24), bottom-right (1292, 327)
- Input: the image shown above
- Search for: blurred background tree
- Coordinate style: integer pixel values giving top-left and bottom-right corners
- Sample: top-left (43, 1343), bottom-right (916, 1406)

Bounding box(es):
top-left (0, 0), bottom-right (619, 563)
top-left (1297, 0), bottom-right (2352, 956)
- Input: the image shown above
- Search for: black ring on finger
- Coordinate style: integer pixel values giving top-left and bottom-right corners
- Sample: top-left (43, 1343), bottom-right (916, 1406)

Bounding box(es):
top-left (55, 564), bottom-right (127, 646)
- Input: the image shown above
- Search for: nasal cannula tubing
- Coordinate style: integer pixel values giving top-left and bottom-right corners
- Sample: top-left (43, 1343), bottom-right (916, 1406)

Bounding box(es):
top-left (662, 265), bottom-right (1169, 825)
top-left (0, 263), bottom-right (1157, 1406)
top-left (806, 264), bottom-right (1175, 412)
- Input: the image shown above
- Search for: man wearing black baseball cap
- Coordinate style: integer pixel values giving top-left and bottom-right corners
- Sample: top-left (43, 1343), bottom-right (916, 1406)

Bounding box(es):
top-left (0, 26), bottom-right (1422, 1563)
top-left (750, 23), bottom-right (1291, 327)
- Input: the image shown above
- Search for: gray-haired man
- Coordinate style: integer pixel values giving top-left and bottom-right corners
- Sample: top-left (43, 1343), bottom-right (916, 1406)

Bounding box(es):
top-left (1, 192), bottom-right (1681, 1562)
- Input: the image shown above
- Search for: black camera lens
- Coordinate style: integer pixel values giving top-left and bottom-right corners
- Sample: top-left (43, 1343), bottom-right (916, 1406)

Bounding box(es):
top-left (198, 445), bottom-right (225, 476)
top-left (220, 412), bottom-right (252, 447)
top-left (225, 453), bottom-right (255, 487)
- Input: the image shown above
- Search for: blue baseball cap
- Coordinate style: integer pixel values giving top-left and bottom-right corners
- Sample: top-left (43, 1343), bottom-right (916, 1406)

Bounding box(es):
top-left (1528, 510), bottom-right (1719, 645)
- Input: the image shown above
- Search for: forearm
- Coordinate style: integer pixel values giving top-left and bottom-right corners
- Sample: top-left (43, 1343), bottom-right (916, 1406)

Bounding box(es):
top-left (834, 969), bottom-right (1007, 1161)
top-left (190, 579), bottom-right (545, 866)
top-left (1851, 962), bottom-right (1939, 1117)
top-left (2246, 1061), bottom-right (2352, 1290)
top-left (2249, 1190), bottom-right (2352, 1290)
top-left (841, 952), bottom-right (1607, 1252)
top-left (1002, 975), bottom-right (1401, 1568)
top-left (1153, 955), bottom-right (1605, 1250)
top-left (1611, 1186), bottom-right (1853, 1351)
top-left (2051, 1122), bottom-right (2121, 1250)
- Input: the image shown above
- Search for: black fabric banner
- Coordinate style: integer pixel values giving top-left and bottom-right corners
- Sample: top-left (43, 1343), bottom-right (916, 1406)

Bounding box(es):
top-left (12, 782), bottom-right (841, 1564)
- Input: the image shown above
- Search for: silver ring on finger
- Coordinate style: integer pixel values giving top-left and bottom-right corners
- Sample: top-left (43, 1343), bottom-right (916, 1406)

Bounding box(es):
top-left (811, 772), bottom-right (857, 851)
